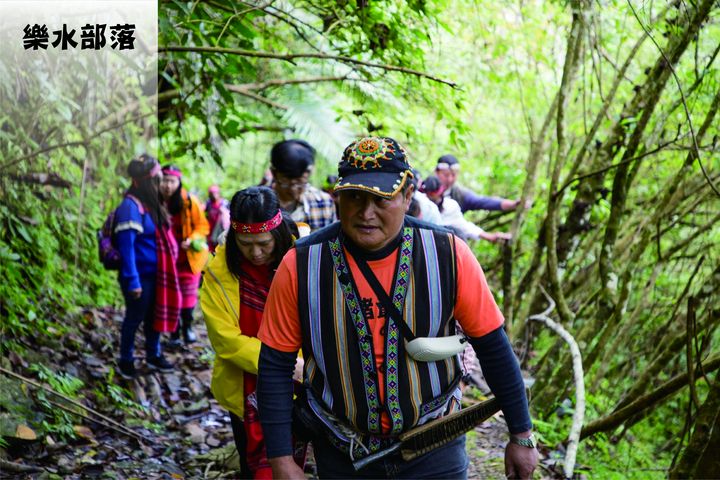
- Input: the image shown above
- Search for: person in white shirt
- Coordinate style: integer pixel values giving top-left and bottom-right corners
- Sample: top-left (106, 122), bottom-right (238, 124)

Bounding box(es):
top-left (421, 175), bottom-right (511, 244)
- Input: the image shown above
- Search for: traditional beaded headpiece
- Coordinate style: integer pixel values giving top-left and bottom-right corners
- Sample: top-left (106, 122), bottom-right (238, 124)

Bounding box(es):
top-left (334, 137), bottom-right (413, 199)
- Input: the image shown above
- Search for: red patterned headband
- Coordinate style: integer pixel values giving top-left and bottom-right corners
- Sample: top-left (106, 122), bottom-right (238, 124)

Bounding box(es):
top-left (163, 168), bottom-right (182, 178)
top-left (231, 210), bottom-right (283, 234)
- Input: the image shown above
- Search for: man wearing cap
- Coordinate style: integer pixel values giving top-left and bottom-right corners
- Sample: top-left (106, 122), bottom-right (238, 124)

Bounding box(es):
top-left (422, 175), bottom-right (512, 244)
top-left (270, 139), bottom-right (336, 231)
top-left (436, 154), bottom-right (525, 213)
top-left (257, 137), bottom-right (538, 479)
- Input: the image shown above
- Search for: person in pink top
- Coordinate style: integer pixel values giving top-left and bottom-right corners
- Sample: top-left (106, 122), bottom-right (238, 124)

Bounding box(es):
top-left (205, 184), bottom-right (230, 253)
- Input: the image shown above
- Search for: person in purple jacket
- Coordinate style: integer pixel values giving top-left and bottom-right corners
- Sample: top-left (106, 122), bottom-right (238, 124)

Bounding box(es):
top-left (114, 154), bottom-right (174, 378)
top-left (435, 154), bottom-right (527, 213)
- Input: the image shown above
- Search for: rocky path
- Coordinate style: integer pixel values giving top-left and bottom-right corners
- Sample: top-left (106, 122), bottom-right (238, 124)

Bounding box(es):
top-left (0, 307), bottom-right (553, 479)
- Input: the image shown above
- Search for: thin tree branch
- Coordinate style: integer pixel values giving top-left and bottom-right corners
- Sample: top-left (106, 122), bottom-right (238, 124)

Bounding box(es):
top-left (580, 351), bottom-right (720, 439)
top-left (0, 459), bottom-right (42, 474)
top-left (0, 366), bottom-right (151, 443)
top-left (232, 75), bottom-right (349, 91)
top-left (686, 295), bottom-right (701, 409)
top-left (224, 85), bottom-right (288, 110)
top-left (159, 45), bottom-right (458, 87)
top-left (215, 0), bottom-right (275, 44)
top-left (44, 397), bottom-right (143, 445)
top-left (4, 172), bottom-right (72, 188)
top-left (0, 113), bottom-right (153, 171)
top-left (663, 211), bottom-right (720, 259)
top-left (528, 287), bottom-right (585, 480)
top-left (554, 133), bottom-right (682, 198)
top-left (627, 0), bottom-right (720, 198)
top-left (597, 48), bottom-right (635, 84)
top-left (559, 28), bottom-right (650, 189)
top-left (237, 125), bottom-right (290, 134)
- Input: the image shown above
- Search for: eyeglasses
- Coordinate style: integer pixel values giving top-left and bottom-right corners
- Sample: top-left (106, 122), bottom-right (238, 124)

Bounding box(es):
top-left (274, 179), bottom-right (309, 190)
top-left (436, 162), bottom-right (460, 172)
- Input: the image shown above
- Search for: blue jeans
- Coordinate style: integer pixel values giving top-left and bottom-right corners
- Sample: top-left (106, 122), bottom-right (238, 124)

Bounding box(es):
top-left (119, 275), bottom-right (160, 361)
top-left (314, 433), bottom-right (468, 479)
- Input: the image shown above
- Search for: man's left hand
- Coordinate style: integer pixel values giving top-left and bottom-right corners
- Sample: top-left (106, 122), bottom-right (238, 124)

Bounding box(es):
top-left (504, 441), bottom-right (538, 479)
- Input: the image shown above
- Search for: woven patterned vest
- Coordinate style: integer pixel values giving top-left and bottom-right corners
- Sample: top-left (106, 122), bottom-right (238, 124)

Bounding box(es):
top-left (295, 219), bottom-right (462, 444)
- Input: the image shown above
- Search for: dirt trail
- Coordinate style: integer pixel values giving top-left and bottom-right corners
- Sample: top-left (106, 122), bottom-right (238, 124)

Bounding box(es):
top-left (0, 308), bottom-right (551, 479)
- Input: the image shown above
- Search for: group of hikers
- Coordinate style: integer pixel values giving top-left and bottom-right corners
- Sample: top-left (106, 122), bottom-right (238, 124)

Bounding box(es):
top-left (111, 137), bottom-right (538, 479)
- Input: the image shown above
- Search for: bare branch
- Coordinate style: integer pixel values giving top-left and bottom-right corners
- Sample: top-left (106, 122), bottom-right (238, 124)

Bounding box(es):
top-left (224, 85), bottom-right (288, 110)
top-left (0, 113), bottom-right (153, 172)
top-left (580, 351), bottom-right (720, 439)
top-left (159, 45), bottom-right (458, 87)
top-left (528, 287), bottom-right (585, 480)
top-left (237, 125), bottom-right (290, 134)
top-left (0, 366), bottom-right (150, 443)
top-left (0, 459), bottom-right (41, 474)
top-left (215, 0), bottom-right (275, 44)
top-left (627, 0), bottom-right (720, 198)
top-left (554, 133), bottom-right (682, 198)
top-left (232, 75), bottom-right (350, 91)
top-left (5, 172), bottom-right (72, 188)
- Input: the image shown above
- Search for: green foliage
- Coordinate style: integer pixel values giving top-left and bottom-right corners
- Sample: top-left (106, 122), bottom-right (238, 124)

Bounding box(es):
top-left (0, 0), bottom-right (717, 477)
top-left (532, 416), bottom-right (571, 448)
top-left (577, 434), bottom-right (672, 479)
top-left (93, 371), bottom-right (149, 418)
top-left (157, 0), bottom-right (468, 179)
top-left (0, 184), bottom-right (125, 354)
top-left (0, 20), bottom-right (151, 354)
top-left (28, 364), bottom-right (84, 439)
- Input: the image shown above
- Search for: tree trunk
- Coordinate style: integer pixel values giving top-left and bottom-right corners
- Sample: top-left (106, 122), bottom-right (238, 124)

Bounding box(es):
top-left (669, 375), bottom-right (720, 479)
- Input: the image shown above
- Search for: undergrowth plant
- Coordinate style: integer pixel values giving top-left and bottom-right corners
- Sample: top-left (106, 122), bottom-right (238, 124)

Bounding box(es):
top-left (29, 364), bottom-right (85, 439)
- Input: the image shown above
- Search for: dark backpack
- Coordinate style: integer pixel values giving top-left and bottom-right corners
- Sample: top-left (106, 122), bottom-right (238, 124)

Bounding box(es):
top-left (97, 195), bottom-right (144, 270)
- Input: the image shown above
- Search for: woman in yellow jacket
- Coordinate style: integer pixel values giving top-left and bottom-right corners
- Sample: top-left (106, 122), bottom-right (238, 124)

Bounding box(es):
top-left (201, 187), bottom-right (303, 479)
top-left (160, 165), bottom-right (210, 345)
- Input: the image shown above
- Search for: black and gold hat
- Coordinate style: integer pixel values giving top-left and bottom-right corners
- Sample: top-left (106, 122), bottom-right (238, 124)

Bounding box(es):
top-left (334, 137), bottom-right (414, 199)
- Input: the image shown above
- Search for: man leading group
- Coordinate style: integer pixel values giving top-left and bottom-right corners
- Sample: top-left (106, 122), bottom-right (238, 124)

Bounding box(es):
top-left (257, 137), bottom-right (538, 479)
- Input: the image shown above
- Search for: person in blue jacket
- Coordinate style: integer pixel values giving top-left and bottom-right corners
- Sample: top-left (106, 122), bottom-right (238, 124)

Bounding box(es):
top-left (435, 154), bottom-right (527, 213)
top-left (115, 154), bottom-right (175, 378)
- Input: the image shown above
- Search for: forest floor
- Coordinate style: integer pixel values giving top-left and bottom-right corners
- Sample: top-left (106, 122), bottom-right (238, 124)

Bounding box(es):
top-left (0, 307), bottom-right (560, 479)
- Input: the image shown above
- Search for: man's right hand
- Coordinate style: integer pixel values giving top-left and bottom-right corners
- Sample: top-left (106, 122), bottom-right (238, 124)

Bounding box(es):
top-left (293, 357), bottom-right (305, 382)
top-left (130, 288), bottom-right (142, 299)
top-left (269, 456), bottom-right (304, 480)
top-left (480, 231), bottom-right (512, 244)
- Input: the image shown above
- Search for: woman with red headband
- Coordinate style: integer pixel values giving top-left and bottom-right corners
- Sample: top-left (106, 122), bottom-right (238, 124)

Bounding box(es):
top-left (160, 164), bottom-right (210, 346)
top-left (201, 187), bottom-right (304, 478)
top-left (115, 155), bottom-right (180, 378)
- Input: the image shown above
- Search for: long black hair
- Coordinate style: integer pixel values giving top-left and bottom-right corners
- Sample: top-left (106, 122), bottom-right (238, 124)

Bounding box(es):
top-left (161, 164), bottom-right (184, 215)
top-left (127, 153), bottom-right (168, 227)
top-left (225, 186), bottom-right (298, 278)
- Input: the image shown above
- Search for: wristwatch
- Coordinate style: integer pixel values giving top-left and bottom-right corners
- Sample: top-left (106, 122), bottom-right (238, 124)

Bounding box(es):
top-left (509, 433), bottom-right (537, 448)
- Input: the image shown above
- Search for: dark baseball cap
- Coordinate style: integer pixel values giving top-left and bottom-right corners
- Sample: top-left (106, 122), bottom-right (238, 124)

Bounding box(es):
top-left (436, 154), bottom-right (460, 170)
top-left (334, 137), bottom-right (414, 199)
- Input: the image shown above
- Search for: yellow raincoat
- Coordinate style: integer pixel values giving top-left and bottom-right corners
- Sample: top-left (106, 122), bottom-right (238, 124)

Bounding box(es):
top-left (200, 244), bottom-right (261, 417)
